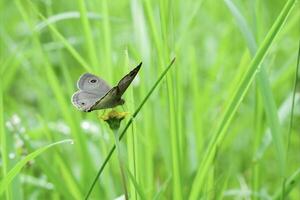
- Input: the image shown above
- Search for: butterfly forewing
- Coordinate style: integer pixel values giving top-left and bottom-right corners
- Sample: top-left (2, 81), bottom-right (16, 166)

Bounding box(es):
top-left (77, 73), bottom-right (111, 93)
top-left (72, 62), bottom-right (142, 112)
top-left (116, 62), bottom-right (142, 97)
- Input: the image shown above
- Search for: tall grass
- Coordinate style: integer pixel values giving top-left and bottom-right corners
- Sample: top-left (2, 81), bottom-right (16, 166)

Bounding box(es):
top-left (0, 0), bottom-right (299, 199)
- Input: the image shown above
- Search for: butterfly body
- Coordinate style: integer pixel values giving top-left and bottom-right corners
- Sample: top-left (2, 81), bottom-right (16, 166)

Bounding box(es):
top-left (72, 63), bottom-right (141, 112)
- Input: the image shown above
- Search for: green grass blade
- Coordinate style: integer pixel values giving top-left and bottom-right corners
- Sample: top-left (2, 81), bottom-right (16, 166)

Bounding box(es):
top-left (257, 70), bottom-right (285, 168)
top-left (189, 0), bottom-right (296, 199)
top-left (84, 58), bottom-right (176, 199)
top-left (100, 0), bottom-right (113, 81)
top-left (77, 0), bottom-right (99, 69)
top-left (153, 176), bottom-right (172, 200)
top-left (0, 71), bottom-right (11, 199)
top-left (0, 139), bottom-right (73, 195)
top-left (124, 50), bottom-right (139, 200)
top-left (286, 40), bottom-right (300, 154)
top-left (26, 0), bottom-right (92, 72)
top-left (283, 40), bottom-right (300, 198)
top-left (225, 0), bottom-right (287, 195)
top-left (36, 115), bottom-right (84, 199)
top-left (274, 168), bottom-right (300, 199)
top-left (125, 166), bottom-right (146, 200)
top-left (224, 0), bottom-right (257, 53)
top-left (16, 0), bottom-right (95, 188)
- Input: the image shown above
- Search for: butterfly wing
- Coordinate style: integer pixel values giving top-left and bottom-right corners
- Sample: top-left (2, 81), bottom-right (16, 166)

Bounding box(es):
top-left (116, 62), bottom-right (142, 97)
top-left (77, 73), bottom-right (111, 94)
top-left (71, 90), bottom-right (102, 112)
top-left (90, 87), bottom-right (119, 110)
top-left (90, 62), bottom-right (142, 111)
top-left (73, 73), bottom-right (112, 112)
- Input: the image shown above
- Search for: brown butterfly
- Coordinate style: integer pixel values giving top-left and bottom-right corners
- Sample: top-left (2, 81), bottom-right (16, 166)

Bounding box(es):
top-left (72, 63), bottom-right (142, 112)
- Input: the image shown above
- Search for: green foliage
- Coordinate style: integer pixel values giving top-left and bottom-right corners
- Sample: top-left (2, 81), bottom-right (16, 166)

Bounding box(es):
top-left (0, 0), bottom-right (299, 199)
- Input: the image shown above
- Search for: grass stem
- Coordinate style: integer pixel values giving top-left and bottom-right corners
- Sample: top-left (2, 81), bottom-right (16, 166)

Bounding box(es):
top-left (113, 129), bottom-right (129, 200)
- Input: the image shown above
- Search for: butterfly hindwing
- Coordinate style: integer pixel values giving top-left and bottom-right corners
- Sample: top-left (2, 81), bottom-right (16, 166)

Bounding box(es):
top-left (72, 63), bottom-right (142, 112)
top-left (71, 90), bottom-right (101, 112)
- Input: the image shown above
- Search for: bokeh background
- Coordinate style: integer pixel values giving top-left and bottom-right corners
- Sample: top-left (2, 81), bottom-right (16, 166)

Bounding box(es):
top-left (0, 0), bottom-right (299, 199)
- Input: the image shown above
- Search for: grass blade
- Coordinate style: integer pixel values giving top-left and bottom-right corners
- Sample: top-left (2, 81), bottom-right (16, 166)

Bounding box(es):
top-left (0, 70), bottom-right (11, 199)
top-left (77, 0), bottom-right (99, 69)
top-left (189, 0), bottom-right (296, 199)
top-left (124, 50), bottom-right (139, 200)
top-left (125, 166), bottom-right (146, 200)
top-left (274, 168), bottom-right (300, 199)
top-left (224, 0), bottom-right (287, 196)
top-left (0, 139), bottom-right (73, 195)
top-left (26, 0), bottom-right (92, 72)
top-left (84, 58), bottom-right (176, 199)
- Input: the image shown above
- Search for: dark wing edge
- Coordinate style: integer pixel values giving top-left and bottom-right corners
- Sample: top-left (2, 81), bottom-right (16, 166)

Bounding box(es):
top-left (88, 62), bottom-right (142, 111)
top-left (116, 62), bottom-right (142, 97)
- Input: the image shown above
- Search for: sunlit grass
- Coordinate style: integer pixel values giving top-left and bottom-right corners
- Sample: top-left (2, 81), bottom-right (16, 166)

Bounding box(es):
top-left (0, 0), bottom-right (299, 199)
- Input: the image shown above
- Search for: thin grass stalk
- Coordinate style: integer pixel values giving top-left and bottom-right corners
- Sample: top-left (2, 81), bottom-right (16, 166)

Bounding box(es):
top-left (189, 0), bottom-right (296, 198)
top-left (77, 0), bottom-right (99, 70)
top-left (252, 87), bottom-right (263, 200)
top-left (274, 168), bottom-right (300, 199)
top-left (38, 116), bottom-right (84, 199)
top-left (0, 139), bottom-right (73, 195)
top-left (101, 0), bottom-right (113, 82)
top-left (167, 74), bottom-right (182, 200)
top-left (20, 0), bottom-right (95, 183)
top-left (224, 0), bottom-right (289, 196)
top-left (125, 50), bottom-right (139, 200)
top-left (158, 1), bottom-right (183, 198)
top-left (18, 127), bottom-right (80, 199)
top-left (143, 0), bottom-right (164, 63)
top-left (125, 166), bottom-right (146, 200)
top-left (282, 39), bottom-right (300, 198)
top-left (27, 0), bottom-right (92, 72)
top-left (286, 39), bottom-right (300, 162)
top-left (84, 58), bottom-right (176, 199)
top-left (0, 74), bottom-right (11, 200)
top-left (113, 129), bottom-right (129, 200)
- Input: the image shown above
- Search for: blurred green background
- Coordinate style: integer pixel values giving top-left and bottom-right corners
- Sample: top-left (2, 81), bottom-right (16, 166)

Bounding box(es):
top-left (0, 0), bottom-right (299, 199)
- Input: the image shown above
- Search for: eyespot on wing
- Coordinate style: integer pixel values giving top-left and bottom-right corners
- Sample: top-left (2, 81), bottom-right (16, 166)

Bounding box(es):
top-left (77, 73), bottom-right (111, 93)
top-left (71, 91), bottom-right (100, 112)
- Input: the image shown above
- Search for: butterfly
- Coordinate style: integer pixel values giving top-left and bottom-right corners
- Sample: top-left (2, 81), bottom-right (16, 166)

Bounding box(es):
top-left (72, 62), bottom-right (142, 112)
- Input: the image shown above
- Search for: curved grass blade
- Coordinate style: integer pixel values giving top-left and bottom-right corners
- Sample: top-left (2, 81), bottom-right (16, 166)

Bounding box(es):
top-left (35, 11), bottom-right (123, 31)
top-left (189, 0), bottom-right (296, 199)
top-left (26, 0), bottom-right (92, 72)
top-left (282, 40), bottom-right (300, 198)
top-left (274, 168), bottom-right (300, 199)
top-left (224, 0), bottom-right (288, 197)
top-left (153, 176), bottom-right (171, 200)
top-left (84, 58), bottom-right (176, 199)
top-left (286, 40), bottom-right (300, 154)
top-left (125, 166), bottom-right (146, 200)
top-left (77, 0), bottom-right (99, 70)
top-left (0, 71), bottom-right (11, 199)
top-left (0, 139), bottom-right (73, 195)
